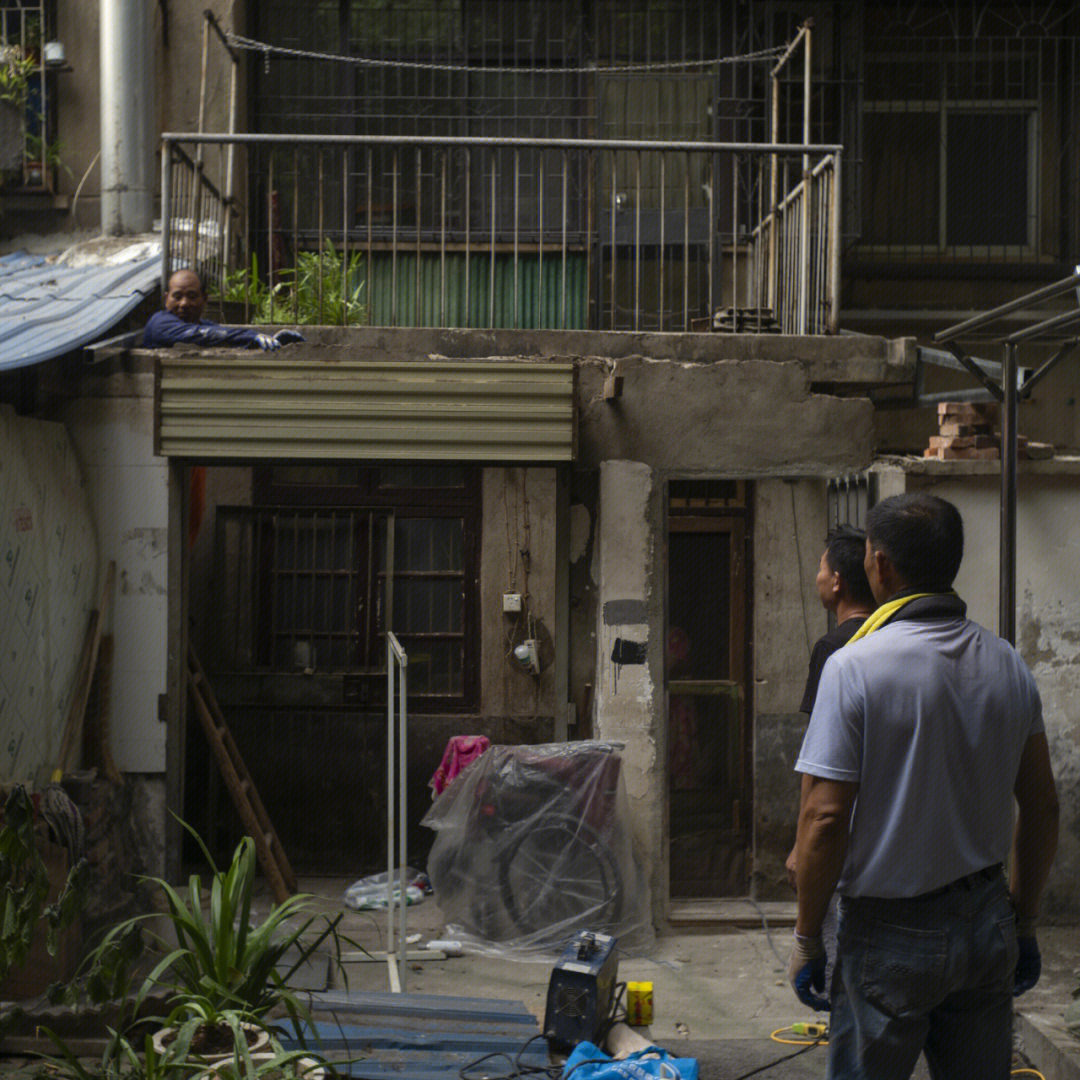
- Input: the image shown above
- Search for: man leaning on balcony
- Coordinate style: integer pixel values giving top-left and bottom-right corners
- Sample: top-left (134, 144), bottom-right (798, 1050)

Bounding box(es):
top-left (144, 269), bottom-right (305, 352)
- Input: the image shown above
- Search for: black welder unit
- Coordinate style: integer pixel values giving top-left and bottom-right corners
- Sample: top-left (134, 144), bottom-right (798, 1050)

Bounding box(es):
top-left (543, 931), bottom-right (619, 1052)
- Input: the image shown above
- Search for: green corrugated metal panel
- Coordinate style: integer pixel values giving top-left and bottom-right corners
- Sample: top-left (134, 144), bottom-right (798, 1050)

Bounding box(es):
top-left (362, 251), bottom-right (588, 328)
top-left (156, 357), bottom-right (577, 462)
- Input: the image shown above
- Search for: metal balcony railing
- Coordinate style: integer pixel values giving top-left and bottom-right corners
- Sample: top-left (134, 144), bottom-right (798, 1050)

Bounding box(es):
top-left (162, 132), bottom-right (842, 335)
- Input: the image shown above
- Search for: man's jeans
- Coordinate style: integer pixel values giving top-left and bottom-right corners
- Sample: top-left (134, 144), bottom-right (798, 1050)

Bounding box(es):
top-left (830, 870), bottom-right (1017, 1080)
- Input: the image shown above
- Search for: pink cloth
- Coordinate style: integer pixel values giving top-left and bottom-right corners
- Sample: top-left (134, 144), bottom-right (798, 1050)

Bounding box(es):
top-left (428, 735), bottom-right (490, 796)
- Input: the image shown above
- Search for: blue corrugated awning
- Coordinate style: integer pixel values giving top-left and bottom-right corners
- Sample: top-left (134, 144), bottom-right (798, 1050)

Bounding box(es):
top-left (0, 246), bottom-right (161, 371)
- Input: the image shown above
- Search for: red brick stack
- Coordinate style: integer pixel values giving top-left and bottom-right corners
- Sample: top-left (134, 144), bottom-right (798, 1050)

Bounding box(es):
top-left (923, 402), bottom-right (1054, 460)
top-left (924, 402), bottom-right (1000, 460)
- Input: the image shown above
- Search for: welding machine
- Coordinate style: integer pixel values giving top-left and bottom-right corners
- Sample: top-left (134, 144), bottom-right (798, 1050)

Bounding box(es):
top-left (543, 930), bottom-right (619, 1052)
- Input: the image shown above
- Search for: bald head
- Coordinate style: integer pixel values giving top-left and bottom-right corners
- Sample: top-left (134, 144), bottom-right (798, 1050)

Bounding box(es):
top-left (164, 269), bottom-right (207, 323)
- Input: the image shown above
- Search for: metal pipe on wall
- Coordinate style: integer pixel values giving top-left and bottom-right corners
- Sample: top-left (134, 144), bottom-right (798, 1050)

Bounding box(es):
top-left (1000, 343), bottom-right (1019, 644)
top-left (100, 0), bottom-right (154, 234)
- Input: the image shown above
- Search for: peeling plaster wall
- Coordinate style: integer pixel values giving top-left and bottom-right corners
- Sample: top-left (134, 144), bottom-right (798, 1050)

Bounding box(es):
top-left (593, 461), bottom-right (660, 918)
top-left (900, 468), bottom-right (1080, 920)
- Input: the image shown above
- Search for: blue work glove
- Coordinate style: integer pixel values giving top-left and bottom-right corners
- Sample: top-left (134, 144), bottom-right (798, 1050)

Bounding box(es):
top-left (253, 332), bottom-right (283, 352)
top-left (274, 329), bottom-right (305, 346)
top-left (788, 931), bottom-right (829, 1012)
top-left (1014, 936), bottom-right (1041, 996)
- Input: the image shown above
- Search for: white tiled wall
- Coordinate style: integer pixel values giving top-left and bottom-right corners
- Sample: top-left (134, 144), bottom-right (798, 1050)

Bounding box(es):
top-left (0, 407), bottom-right (99, 785)
top-left (62, 396), bottom-right (169, 773)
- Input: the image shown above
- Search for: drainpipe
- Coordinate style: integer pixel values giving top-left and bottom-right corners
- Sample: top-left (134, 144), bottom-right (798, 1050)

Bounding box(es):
top-left (100, 0), bottom-right (154, 234)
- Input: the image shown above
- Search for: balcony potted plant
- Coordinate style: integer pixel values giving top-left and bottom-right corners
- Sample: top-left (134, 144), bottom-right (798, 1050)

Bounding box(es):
top-left (0, 48), bottom-right (33, 186)
top-left (23, 130), bottom-right (70, 192)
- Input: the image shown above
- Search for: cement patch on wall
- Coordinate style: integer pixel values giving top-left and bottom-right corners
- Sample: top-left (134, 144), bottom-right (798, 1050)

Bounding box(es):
top-left (576, 357), bottom-right (874, 474)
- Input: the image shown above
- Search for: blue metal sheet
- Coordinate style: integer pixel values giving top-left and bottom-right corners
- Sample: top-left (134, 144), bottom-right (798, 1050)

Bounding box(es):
top-left (281, 993), bottom-right (549, 1079)
top-left (0, 248), bottom-right (161, 371)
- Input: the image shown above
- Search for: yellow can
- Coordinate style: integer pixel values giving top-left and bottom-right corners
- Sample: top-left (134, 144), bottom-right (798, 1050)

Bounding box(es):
top-left (626, 981), bottom-right (654, 1026)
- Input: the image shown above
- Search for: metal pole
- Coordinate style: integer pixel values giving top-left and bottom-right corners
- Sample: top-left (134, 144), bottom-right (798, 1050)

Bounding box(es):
top-left (803, 21), bottom-right (811, 176)
top-left (161, 142), bottom-right (172, 295)
top-left (1000, 343), bottom-right (1018, 644)
top-left (385, 634), bottom-right (394, 977)
top-left (101, 0), bottom-right (154, 233)
top-left (828, 151), bottom-right (841, 333)
top-left (768, 78), bottom-right (778, 311)
top-left (397, 639), bottom-right (408, 994)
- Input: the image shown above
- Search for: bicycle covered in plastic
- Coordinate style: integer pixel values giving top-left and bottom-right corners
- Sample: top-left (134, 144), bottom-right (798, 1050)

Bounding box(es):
top-left (421, 741), bottom-right (652, 955)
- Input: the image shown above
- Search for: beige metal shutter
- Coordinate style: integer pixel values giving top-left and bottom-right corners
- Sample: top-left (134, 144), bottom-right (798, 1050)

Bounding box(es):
top-left (155, 357), bottom-right (577, 461)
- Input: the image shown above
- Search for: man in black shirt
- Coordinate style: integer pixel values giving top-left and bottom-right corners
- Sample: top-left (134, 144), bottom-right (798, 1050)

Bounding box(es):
top-left (786, 526), bottom-right (875, 925)
top-left (798, 525), bottom-right (877, 715)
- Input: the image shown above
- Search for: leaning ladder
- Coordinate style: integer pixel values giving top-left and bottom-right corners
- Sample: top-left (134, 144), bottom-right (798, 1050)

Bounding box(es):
top-left (187, 645), bottom-right (297, 903)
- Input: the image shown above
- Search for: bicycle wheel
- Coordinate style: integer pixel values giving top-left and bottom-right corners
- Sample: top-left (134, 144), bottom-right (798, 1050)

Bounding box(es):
top-left (498, 812), bottom-right (623, 938)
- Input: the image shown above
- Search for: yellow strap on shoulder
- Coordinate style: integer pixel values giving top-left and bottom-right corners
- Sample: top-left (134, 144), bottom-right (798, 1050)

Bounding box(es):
top-left (847, 592), bottom-right (939, 644)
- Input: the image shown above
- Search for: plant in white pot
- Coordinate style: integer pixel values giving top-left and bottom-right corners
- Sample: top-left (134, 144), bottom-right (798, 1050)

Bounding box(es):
top-left (151, 996), bottom-right (272, 1062)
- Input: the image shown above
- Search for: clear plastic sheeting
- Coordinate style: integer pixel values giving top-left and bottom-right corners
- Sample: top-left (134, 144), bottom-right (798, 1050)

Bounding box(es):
top-left (421, 741), bottom-right (653, 957)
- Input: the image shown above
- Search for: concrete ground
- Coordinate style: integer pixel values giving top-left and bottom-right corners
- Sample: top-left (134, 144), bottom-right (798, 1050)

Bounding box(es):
top-left (1, 878), bottom-right (1075, 1079)
top-left (296, 879), bottom-right (1080, 1080)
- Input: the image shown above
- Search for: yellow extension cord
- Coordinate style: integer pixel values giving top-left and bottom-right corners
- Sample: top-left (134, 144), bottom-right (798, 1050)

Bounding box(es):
top-left (769, 1026), bottom-right (1046, 1079)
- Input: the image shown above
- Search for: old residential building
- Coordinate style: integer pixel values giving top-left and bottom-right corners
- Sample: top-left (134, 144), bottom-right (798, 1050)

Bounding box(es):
top-left (2, 1), bottom-right (1079, 924)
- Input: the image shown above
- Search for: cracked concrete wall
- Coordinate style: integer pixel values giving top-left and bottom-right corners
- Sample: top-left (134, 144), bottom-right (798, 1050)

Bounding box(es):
top-left (903, 470), bottom-right (1080, 921)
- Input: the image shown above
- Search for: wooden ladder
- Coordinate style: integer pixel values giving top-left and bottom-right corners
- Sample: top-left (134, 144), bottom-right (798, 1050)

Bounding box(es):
top-left (187, 646), bottom-right (297, 903)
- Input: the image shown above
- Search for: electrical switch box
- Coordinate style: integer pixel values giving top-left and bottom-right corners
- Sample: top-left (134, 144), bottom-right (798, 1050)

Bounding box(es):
top-left (503, 592), bottom-right (523, 613)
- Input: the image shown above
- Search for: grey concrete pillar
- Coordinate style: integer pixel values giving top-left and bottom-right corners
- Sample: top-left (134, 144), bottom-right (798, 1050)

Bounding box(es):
top-left (100, 0), bottom-right (154, 234)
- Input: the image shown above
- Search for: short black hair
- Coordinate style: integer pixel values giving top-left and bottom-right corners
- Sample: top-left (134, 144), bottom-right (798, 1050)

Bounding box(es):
top-left (865, 493), bottom-right (964, 592)
top-left (824, 525), bottom-right (875, 607)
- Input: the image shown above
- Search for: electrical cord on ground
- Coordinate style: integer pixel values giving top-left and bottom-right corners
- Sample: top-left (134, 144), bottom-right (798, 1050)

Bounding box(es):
top-left (459, 1032), bottom-right (563, 1080)
top-left (459, 979), bottom-right (630, 1080)
top-left (728, 1032), bottom-right (827, 1080)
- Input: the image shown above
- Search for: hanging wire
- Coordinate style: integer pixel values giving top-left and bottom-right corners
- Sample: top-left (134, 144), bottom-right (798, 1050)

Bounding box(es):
top-left (226, 31), bottom-right (788, 75)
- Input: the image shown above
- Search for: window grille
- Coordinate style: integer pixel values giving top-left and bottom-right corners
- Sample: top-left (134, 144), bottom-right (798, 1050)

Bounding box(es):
top-left (212, 465), bottom-right (479, 706)
top-left (0, 0), bottom-right (56, 191)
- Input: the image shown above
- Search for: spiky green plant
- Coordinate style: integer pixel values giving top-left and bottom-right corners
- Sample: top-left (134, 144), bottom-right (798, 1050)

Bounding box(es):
top-left (64, 819), bottom-right (350, 1041)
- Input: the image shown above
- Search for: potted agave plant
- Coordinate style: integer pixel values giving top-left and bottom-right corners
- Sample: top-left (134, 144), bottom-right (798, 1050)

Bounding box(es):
top-left (58, 819), bottom-right (349, 1073)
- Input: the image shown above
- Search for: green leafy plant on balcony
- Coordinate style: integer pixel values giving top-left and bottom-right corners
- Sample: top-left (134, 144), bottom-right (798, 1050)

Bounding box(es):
top-left (214, 243), bottom-right (368, 326)
top-left (0, 48), bottom-right (34, 109)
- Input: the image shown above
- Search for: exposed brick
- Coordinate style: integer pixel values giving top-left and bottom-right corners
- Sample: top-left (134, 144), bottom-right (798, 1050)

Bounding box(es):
top-left (938, 421), bottom-right (993, 437)
top-left (937, 401), bottom-right (999, 423)
top-left (928, 434), bottom-right (998, 450)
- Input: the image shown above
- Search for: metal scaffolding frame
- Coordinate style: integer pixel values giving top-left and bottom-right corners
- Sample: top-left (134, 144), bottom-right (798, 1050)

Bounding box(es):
top-left (933, 268), bottom-right (1080, 644)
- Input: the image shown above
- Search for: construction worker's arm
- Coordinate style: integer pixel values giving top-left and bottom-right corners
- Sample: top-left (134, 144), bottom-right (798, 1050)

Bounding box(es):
top-left (1011, 732), bottom-right (1058, 927)
top-left (794, 772), bottom-right (857, 937)
top-left (786, 772), bottom-right (856, 1011)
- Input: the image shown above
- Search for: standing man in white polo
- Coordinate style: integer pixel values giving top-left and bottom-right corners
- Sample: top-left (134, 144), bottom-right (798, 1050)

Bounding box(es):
top-left (787, 492), bottom-right (1058, 1080)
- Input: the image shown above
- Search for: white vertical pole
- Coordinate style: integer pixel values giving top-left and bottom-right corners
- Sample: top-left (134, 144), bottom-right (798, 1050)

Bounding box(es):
top-left (100, 0), bottom-right (154, 233)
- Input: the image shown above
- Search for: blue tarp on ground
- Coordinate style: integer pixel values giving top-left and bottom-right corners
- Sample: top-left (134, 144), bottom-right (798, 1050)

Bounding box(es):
top-left (282, 991), bottom-right (548, 1079)
top-left (0, 246), bottom-right (160, 371)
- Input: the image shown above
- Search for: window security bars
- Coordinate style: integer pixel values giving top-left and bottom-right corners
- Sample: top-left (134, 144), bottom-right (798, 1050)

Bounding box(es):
top-left (162, 132), bottom-right (842, 334)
